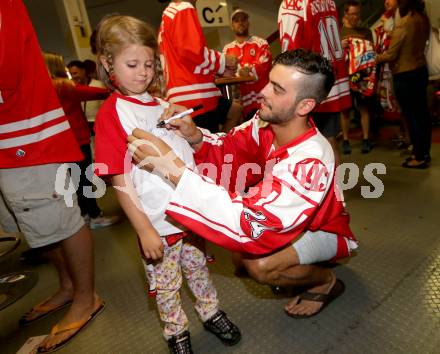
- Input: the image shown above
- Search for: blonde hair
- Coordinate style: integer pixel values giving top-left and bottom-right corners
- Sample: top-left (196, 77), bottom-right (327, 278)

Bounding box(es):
top-left (43, 52), bottom-right (69, 79)
top-left (95, 15), bottom-right (164, 97)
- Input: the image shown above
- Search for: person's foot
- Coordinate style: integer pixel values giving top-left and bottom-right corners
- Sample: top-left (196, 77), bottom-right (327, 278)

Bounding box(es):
top-left (361, 139), bottom-right (372, 154)
top-left (167, 330), bottom-right (194, 354)
top-left (284, 274), bottom-right (337, 317)
top-left (402, 158), bottom-right (430, 169)
top-left (20, 289), bottom-right (73, 325)
top-left (37, 294), bottom-right (103, 352)
top-left (203, 310), bottom-right (241, 346)
top-left (89, 213), bottom-right (119, 230)
top-left (342, 140), bottom-right (351, 155)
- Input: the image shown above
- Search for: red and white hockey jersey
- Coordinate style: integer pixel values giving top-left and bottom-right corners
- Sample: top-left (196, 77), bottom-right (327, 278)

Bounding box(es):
top-left (278, 0), bottom-right (351, 112)
top-left (0, 0), bottom-right (82, 168)
top-left (158, 2), bottom-right (225, 117)
top-left (166, 116), bottom-right (356, 257)
top-left (223, 36), bottom-right (272, 117)
top-left (94, 92), bottom-right (195, 236)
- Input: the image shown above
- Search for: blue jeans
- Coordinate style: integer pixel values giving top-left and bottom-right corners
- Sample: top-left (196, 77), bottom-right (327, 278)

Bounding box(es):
top-left (393, 66), bottom-right (431, 160)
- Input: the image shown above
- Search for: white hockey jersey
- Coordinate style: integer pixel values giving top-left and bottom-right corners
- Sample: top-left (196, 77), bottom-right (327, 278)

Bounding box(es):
top-left (166, 116), bottom-right (356, 256)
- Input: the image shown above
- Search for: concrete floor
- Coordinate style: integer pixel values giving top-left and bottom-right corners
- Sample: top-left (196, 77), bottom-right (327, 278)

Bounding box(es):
top-left (1, 138), bottom-right (439, 354)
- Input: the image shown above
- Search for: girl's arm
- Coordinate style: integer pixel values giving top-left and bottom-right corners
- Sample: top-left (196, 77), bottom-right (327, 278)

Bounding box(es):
top-left (112, 174), bottom-right (164, 260)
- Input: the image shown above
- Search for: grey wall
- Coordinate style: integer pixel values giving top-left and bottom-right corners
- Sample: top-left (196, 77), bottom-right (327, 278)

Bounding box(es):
top-left (24, 0), bottom-right (76, 61)
top-left (85, 0), bottom-right (168, 29)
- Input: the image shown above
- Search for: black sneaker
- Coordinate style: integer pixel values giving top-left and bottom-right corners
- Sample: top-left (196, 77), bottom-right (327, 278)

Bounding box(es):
top-left (203, 310), bottom-right (241, 346)
top-left (167, 331), bottom-right (193, 354)
top-left (342, 140), bottom-right (351, 155)
top-left (361, 139), bottom-right (372, 154)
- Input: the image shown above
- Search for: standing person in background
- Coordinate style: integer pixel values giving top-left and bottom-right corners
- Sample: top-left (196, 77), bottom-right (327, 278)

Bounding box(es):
top-left (46, 53), bottom-right (119, 230)
top-left (376, 0), bottom-right (431, 168)
top-left (223, 9), bottom-right (272, 121)
top-left (67, 60), bottom-right (106, 126)
top-left (278, 0), bottom-right (351, 163)
top-left (340, 1), bottom-right (374, 155)
top-left (158, 0), bottom-right (242, 133)
top-left (0, 2), bottom-right (104, 352)
top-left (373, 0), bottom-right (409, 148)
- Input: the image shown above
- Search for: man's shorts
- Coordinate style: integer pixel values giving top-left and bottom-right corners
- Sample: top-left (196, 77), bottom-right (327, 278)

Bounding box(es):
top-left (0, 163), bottom-right (84, 248)
top-left (312, 112), bottom-right (340, 138)
top-left (292, 230), bottom-right (358, 264)
top-left (193, 96), bottom-right (232, 132)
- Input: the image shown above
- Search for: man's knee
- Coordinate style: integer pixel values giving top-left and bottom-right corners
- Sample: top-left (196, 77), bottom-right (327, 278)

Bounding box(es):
top-left (243, 257), bottom-right (279, 284)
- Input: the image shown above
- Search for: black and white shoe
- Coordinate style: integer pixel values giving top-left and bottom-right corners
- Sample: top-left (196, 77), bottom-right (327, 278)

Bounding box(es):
top-left (203, 310), bottom-right (241, 346)
top-left (167, 330), bottom-right (193, 354)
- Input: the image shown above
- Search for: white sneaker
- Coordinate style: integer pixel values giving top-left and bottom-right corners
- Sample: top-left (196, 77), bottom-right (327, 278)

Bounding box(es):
top-left (89, 213), bottom-right (119, 230)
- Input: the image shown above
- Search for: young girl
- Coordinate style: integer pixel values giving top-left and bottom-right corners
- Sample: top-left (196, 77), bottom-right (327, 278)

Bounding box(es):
top-left (93, 15), bottom-right (241, 353)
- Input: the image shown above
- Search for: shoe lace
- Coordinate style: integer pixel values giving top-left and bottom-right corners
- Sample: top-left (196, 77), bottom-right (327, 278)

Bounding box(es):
top-left (209, 311), bottom-right (234, 333)
top-left (169, 333), bottom-right (192, 354)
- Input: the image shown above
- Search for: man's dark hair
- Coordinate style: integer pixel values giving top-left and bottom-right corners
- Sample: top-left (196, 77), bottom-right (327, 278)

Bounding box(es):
top-left (273, 49), bottom-right (335, 105)
top-left (344, 0), bottom-right (360, 13)
top-left (67, 60), bottom-right (85, 69)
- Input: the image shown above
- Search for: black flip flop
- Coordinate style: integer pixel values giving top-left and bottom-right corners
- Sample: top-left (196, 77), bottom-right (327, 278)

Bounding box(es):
top-left (284, 279), bottom-right (345, 319)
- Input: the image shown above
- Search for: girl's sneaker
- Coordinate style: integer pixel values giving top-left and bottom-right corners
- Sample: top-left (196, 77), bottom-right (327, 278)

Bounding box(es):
top-left (167, 331), bottom-right (193, 354)
top-left (203, 310), bottom-right (241, 346)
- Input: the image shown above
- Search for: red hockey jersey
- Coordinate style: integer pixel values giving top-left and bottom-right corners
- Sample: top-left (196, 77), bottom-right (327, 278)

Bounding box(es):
top-left (278, 0), bottom-right (351, 112)
top-left (0, 0), bottom-right (82, 168)
top-left (223, 36), bottom-right (272, 117)
top-left (158, 2), bottom-right (225, 117)
top-left (166, 117), bottom-right (356, 256)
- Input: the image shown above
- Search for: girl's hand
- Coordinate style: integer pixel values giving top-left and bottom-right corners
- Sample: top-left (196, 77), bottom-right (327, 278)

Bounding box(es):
top-left (139, 229), bottom-right (164, 260)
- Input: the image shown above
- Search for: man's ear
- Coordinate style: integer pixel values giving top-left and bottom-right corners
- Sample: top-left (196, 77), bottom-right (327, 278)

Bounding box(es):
top-left (297, 98), bottom-right (317, 116)
top-left (99, 55), bottom-right (110, 73)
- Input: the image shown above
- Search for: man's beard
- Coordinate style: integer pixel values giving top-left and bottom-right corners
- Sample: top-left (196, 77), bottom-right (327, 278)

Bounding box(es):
top-left (259, 103), bottom-right (297, 125)
top-left (235, 29), bottom-right (249, 37)
top-left (259, 109), bottom-right (282, 124)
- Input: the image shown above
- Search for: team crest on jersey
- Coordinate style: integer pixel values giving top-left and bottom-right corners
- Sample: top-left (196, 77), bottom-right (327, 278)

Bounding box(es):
top-left (291, 158), bottom-right (329, 192)
top-left (250, 48), bottom-right (256, 56)
top-left (283, 0), bottom-right (303, 11)
top-left (243, 209), bottom-right (270, 239)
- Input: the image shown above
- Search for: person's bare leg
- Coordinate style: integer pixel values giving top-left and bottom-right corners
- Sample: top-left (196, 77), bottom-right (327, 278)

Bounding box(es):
top-left (39, 225), bottom-right (101, 350)
top-left (23, 246), bottom-right (74, 321)
top-left (360, 106), bottom-right (370, 140)
top-left (242, 246), bottom-right (336, 316)
top-left (222, 100), bottom-right (242, 132)
top-left (340, 110), bottom-right (350, 141)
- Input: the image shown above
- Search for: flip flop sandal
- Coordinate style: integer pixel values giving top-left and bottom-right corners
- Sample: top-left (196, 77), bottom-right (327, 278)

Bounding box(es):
top-left (19, 299), bottom-right (73, 327)
top-left (37, 300), bottom-right (106, 353)
top-left (284, 279), bottom-right (345, 319)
